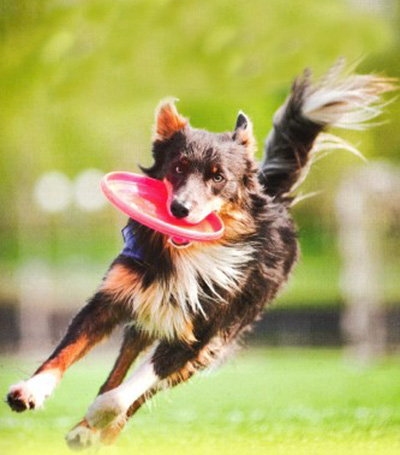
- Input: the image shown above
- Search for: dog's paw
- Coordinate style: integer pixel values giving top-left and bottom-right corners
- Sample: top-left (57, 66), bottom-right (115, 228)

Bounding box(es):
top-left (86, 392), bottom-right (127, 430)
top-left (65, 420), bottom-right (98, 451)
top-left (7, 373), bottom-right (58, 413)
top-left (7, 382), bottom-right (38, 412)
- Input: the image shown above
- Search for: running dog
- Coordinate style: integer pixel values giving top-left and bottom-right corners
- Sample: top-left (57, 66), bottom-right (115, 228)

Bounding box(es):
top-left (6, 60), bottom-right (395, 449)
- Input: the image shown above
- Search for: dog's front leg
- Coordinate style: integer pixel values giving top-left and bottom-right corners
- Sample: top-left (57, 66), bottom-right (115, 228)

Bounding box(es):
top-left (7, 289), bottom-right (129, 413)
top-left (85, 342), bottom-right (160, 430)
top-left (85, 338), bottom-right (209, 431)
top-left (98, 364), bottom-right (196, 445)
top-left (65, 326), bottom-right (153, 450)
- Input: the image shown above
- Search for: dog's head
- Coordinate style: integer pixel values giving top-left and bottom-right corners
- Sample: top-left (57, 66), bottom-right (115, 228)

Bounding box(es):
top-left (141, 100), bottom-right (258, 224)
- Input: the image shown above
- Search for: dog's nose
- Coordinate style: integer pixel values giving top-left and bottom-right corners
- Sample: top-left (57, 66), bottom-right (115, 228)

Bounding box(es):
top-left (170, 200), bottom-right (190, 219)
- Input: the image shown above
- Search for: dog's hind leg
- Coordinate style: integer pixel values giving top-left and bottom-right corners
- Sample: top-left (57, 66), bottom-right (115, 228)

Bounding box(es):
top-left (65, 326), bottom-right (153, 451)
top-left (7, 286), bottom-right (130, 413)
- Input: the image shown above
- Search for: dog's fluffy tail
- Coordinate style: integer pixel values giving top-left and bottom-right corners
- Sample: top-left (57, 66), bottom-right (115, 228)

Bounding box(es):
top-left (259, 58), bottom-right (397, 201)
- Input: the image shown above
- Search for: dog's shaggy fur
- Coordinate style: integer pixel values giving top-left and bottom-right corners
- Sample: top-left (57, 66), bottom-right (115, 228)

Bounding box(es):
top-left (6, 60), bottom-right (395, 449)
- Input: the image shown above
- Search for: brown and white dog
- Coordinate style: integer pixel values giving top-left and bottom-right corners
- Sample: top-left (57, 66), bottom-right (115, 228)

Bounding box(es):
top-left (6, 60), bottom-right (395, 449)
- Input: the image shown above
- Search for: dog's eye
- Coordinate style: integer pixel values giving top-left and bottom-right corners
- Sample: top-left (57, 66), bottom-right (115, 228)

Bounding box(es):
top-left (213, 173), bottom-right (224, 183)
top-left (175, 165), bottom-right (184, 174)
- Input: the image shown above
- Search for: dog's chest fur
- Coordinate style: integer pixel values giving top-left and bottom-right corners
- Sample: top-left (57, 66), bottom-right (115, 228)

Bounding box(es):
top-left (103, 199), bottom-right (298, 345)
top-left (123, 242), bottom-right (254, 342)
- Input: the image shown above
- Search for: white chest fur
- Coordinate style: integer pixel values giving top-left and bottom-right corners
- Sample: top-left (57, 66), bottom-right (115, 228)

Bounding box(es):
top-left (130, 242), bottom-right (254, 342)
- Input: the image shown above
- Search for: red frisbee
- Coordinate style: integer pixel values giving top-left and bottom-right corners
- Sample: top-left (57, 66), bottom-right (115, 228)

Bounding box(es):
top-left (101, 172), bottom-right (225, 244)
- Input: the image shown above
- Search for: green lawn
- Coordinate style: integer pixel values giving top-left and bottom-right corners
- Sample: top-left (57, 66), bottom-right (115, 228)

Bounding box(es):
top-left (1, 349), bottom-right (400, 455)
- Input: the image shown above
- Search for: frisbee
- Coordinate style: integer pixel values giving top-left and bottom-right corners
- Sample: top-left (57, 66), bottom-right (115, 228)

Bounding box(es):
top-left (101, 172), bottom-right (225, 244)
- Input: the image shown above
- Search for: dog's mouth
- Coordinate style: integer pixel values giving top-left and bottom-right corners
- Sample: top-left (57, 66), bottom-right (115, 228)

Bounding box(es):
top-left (168, 237), bottom-right (192, 248)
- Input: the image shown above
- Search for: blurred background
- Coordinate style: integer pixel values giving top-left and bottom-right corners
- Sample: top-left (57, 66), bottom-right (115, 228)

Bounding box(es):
top-left (1, 1), bottom-right (400, 454)
top-left (1, 0), bottom-right (399, 356)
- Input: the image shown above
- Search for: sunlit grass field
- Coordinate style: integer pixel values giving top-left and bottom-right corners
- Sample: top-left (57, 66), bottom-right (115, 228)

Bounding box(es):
top-left (1, 349), bottom-right (400, 455)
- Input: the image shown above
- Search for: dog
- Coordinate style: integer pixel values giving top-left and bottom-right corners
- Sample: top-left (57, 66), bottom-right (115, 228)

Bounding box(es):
top-left (6, 60), bottom-right (395, 449)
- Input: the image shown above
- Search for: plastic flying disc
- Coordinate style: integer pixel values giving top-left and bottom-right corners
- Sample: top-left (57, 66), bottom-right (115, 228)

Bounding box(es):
top-left (101, 172), bottom-right (225, 244)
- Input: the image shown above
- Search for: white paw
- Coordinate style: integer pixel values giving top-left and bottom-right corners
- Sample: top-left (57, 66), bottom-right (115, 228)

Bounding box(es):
top-left (7, 372), bottom-right (58, 412)
top-left (66, 423), bottom-right (99, 450)
top-left (86, 392), bottom-right (127, 430)
top-left (7, 381), bottom-right (38, 412)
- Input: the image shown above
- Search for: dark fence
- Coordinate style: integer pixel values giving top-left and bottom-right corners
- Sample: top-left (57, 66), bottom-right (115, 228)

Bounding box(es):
top-left (1, 302), bottom-right (400, 352)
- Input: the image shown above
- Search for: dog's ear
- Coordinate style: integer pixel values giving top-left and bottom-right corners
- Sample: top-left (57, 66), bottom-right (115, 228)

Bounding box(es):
top-left (233, 111), bottom-right (256, 155)
top-left (154, 99), bottom-right (188, 141)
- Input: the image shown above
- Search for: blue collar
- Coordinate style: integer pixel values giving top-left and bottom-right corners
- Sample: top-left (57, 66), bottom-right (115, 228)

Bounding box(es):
top-left (121, 223), bottom-right (144, 261)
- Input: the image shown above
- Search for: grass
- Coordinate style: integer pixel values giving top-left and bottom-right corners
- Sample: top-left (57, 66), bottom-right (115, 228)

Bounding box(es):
top-left (1, 348), bottom-right (400, 455)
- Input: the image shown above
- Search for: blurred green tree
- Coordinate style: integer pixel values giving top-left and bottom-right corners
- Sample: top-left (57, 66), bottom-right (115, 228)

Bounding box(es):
top-left (0, 0), bottom-right (398, 305)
